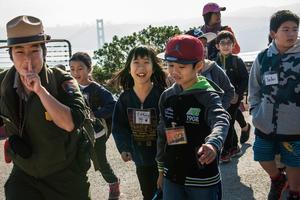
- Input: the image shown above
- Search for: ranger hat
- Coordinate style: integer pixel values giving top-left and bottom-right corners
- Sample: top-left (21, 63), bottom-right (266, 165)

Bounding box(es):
top-left (157, 35), bottom-right (204, 64)
top-left (0, 15), bottom-right (51, 48)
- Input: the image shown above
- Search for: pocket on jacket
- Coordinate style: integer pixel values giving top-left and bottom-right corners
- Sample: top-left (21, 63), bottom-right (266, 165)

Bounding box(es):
top-left (277, 104), bottom-right (300, 135)
top-left (252, 101), bottom-right (274, 134)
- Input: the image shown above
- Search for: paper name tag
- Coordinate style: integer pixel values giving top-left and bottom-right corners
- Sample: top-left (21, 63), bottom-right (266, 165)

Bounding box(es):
top-left (165, 126), bottom-right (187, 145)
top-left (264, 73), bottom-right (278, 85)
top-left (135, 110), bottom-right (151, 124)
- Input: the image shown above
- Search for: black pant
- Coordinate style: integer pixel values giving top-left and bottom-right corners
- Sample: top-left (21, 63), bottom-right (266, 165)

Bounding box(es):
top-left (5, 164), bottom-right (90, 200)
top-left (236, 108), bottom-right (247, 129)
top-left (136, 165), bottom-right (158, 200)
top-left (223, 101), bottom-right (240, 151)
top-left (94, 135), bottom-right (118, 183)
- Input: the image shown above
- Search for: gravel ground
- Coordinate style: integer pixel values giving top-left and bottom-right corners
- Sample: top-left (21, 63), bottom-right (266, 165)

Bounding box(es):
top-left (0, 114), bottom-right (271, 200)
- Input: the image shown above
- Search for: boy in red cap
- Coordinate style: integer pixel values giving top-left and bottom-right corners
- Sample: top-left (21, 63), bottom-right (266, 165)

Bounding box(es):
top-left (156, 35), bottom-right (230, 199)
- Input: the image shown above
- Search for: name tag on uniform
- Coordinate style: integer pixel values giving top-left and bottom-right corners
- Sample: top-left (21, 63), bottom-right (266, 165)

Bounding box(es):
top-left (134, 110), bottom-right (151, 124)
top-left (165, 126), bottom-right (187, 145)
top-left (264, 72), bottom-right (278, 85)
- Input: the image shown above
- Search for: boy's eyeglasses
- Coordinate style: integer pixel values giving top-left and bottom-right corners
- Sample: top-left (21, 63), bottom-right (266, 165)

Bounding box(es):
top-left (219, 40), bottom-right (233, 46)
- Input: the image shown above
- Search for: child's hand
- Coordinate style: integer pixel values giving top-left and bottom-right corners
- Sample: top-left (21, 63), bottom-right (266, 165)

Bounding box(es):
top-left (121, 152), bottom-right (132, 162)
top-left (198, 144), bottom-right (217, 165)
top-left (157, 171), bottom-right (164, 189)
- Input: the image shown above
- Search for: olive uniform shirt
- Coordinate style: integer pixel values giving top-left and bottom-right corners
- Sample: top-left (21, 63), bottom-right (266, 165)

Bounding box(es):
top-left (0, 66), bottom-right (86, 178)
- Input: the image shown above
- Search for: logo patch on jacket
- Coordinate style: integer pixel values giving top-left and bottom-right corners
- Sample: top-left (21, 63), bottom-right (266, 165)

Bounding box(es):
top-left (62, 79), bottom-right (78, 95)
top-left (164, 107), bottom-right (174, 120)
top-left (186, 107), bottom-right (201, 124)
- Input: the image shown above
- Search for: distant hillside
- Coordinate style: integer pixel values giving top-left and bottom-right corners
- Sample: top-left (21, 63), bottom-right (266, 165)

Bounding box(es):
top-left (0, 4), bottom-right (299, 53)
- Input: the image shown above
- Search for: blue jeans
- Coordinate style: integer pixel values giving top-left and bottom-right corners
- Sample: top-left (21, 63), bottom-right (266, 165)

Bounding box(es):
top-left (163, 178), bottom-right (222, 200)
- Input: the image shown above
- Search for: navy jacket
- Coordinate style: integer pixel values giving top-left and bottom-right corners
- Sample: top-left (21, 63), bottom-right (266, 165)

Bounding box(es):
top-left (112, 86), bottom-right (163, 166)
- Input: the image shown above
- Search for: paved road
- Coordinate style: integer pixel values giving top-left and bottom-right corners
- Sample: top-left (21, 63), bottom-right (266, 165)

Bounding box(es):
top-left (0, 115), bottom-right (270, 200)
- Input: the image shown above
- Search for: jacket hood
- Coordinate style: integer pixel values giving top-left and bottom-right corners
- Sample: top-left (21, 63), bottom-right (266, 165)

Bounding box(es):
top-left (186, 76), bottom-right (214, 92)
top-left (269, 37), bottom-right (300, 55)
top-left (169, 76), bottom-right (224, 96)
top-left (201, 59), bottom-right (218, 75)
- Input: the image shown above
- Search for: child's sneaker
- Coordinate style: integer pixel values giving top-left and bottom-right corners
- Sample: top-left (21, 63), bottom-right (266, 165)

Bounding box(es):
top-left (240, 123), bottom-right (251, 144)
top-left (108, 179), bottom-right (120, 200)
top-left (220, 150), bottom-right (231, 163)
top-left (230, 146), bottom-right (243, 158)
top-left (4, 139), bottom-right (12, 163)
top-left (268, 173), bottom-right (287, 200)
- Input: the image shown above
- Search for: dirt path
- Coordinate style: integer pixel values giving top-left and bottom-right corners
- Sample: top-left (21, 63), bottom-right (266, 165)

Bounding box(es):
top-left (0, 115), bottom-right (270, 200)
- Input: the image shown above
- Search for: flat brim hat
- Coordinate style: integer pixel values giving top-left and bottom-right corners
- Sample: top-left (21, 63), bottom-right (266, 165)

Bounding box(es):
top-left (185, 29), bottom-right (217, 43)
top-left (0, 15), bottom-right (51, 49)
top-left (157, 34), bottom-right (204, 64)
top-left (202, 3), bottom-right (226, 15)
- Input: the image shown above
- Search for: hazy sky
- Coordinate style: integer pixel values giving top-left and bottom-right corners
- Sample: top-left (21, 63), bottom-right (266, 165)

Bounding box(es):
top-left (1, 0), bottom-right (299, 26)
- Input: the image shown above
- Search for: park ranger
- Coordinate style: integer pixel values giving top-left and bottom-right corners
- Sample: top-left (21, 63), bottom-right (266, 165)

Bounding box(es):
top-left (0, 15), bottom-right (91, 200)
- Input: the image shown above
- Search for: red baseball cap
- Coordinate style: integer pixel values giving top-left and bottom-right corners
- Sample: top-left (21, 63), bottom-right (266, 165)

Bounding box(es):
top-left (202, 3), bottom-right (226, 15)
top-left (160, 35), bottom-right (204, 64)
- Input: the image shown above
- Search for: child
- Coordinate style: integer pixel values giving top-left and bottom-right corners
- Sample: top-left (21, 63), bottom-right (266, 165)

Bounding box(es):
top-left (200, 2), bottom-right (240, 60)
top-left (156, 35), bottom-right (230, 200)
top-left (249, 10), bottom-right (300, 200)
top-left (185, 29), bottom-right (235, 110)
top-left (215, 30), bottom-right (249, 163)
top-left (111, 45), bottom-right (167, 200)
top-left (69, 52), bottom-right (120, 200)
top-left (186, 29), bottom-right (250, 145)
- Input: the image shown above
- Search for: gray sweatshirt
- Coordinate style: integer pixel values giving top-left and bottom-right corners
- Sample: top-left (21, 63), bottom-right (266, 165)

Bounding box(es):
top-left (249, 38), bottom-right (300, 139)
top-left (200, 59), bottom-right (235, 109)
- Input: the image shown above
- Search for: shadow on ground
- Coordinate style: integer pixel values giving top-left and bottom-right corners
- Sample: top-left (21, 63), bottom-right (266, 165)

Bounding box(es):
top-left (220, 143), bottom-right (255, 200)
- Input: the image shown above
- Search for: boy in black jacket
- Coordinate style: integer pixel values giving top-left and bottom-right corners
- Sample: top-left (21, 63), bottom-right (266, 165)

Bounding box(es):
top-left (156, 35), bottom-right (230, 200)
top-left (215, 30), bottom-right (249, 163)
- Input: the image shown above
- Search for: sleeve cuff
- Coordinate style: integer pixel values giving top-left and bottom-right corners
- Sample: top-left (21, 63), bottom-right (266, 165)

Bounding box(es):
top-left (157, 161), bottom-right (164, 172)
top-left (206, 138), bottom-right (222, 152)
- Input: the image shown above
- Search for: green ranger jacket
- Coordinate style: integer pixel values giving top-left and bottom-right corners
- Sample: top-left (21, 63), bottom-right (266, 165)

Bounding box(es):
top-left (0, 65), bottom-right (86, 178)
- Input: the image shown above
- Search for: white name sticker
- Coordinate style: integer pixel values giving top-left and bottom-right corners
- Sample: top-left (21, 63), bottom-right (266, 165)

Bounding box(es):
top-left (264, 73), bottom-right (278, 85)
top-left (135, 110), bottom-right (151, 124)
